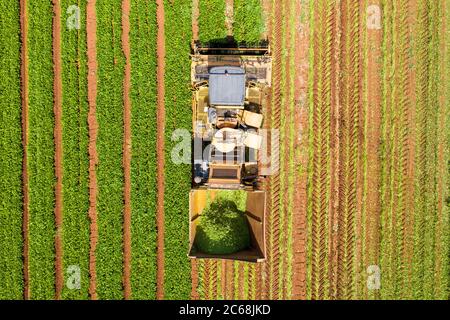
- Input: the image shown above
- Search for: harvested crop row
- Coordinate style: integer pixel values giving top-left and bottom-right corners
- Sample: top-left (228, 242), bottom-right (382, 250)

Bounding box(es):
top-left (95, 0), bottom-right (125, 300)
top-left (0, 0), bottom-right (24, 300)
top-left (163, 0), bottom-right (193, 300)
top-left (59, 0), bottom-right (90, 300)
top-left (335, 0), bottom-right (361, 300)
top-left (291, 0), bottom-right (310, 300)
top-left (129, 0), bottom-right (158, 300)
top-left (307, 0), bottom-right (333, 300)
top-left (233, 0), bottom-right (265, 44)
top-left (198, 0), bottom-right (228, 45)
top-left (27, 0), bottom-right (56, 300)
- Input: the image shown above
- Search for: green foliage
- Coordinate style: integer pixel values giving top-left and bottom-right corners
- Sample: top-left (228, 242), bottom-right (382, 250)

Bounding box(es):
top-left (198, 0), bottom-right (228, 45)
top-left (0, 0), bottom-right (23, 300)
top-left (27, 0), bottom-right (56, 300)
top-left (60, 0), bottom-right (90, 300)
top-left (163, 0), bottom-right (192, 300)
top-left (129, 0), bottom-right (158, 300)
top-left (233, 0), bottom-right (264, 44)
top-left (96, 0), bottom-right (125, 300)
top-left (195, 200), bottom-right (250, 255)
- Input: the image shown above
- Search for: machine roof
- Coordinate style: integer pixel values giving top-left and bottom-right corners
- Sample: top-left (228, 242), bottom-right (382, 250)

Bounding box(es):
top-left (209, 66), bottom-right (246, 106)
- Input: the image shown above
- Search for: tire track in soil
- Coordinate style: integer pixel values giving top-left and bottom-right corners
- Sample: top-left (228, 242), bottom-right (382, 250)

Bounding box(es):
top-left (155, 0), bottom-right (166, 300)
top-left (291, 0), bottom-right (309, 300)
top-left (191, 260), bottom-right (200, 300)
top-left (20, 0), bottom-right (30, 301)
top-left (87, 0), bottom-right (98, 300)
top-left (225, 0), bottom-right (233, 37)
top-left (192, 0), bottom-right (199, 41)
top-left (121, 0), bottom-right (132, 300)
top-left (52, 0), bottom-right (64, 301)
top-left (310, 0), bottom-right (333, 300)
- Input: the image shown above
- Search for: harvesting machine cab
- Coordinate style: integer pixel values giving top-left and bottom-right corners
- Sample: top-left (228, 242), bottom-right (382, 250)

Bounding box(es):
top-left (190, 41), bottom-right (272, 191)
top-left (188, 42), bottom-right (272, 262)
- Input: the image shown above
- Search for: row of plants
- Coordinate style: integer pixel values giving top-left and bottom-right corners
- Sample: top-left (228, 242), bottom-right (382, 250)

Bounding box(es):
top-left (95, 0), bottom-right (125, 300)
top-left (163, 0), bottom-right (193, 300)
top-left (27, 0), bottom-right (56, 300)
top-left (0, 0), bottom-right (24, 299)
top-left (129, 0), bottom-right (158, 300)
top-left (233, 0), bottom-right (265, 44)
top-left (60, 0), bottom-right (90, 300)
top-left (198, 0), bottom-right (228, 45)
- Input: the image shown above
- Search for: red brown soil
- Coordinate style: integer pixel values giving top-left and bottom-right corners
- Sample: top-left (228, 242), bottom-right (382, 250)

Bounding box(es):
top-left (226, 260), bottom-right (234, 299)
top-left (155, 0), bottom-right (166, 300)
top-left (220, 260), bottom-right (226, 299)
top-left (291, 0), bottom-right (310, 300)
top-left (190, 260), bottom-right (200, 300)
top-left (364, 0), bottom-right (382, 300)
top-left (237, 263), bottom-right (244, 299)
top-left (225, 0), bottom-right (234, 37)
top-left (87, 0), bottom-right (98, 300)
top-left (20, 0), bottom-right (29, 301)
top-left (192, 0), bottom-right (199, 41)
top-left (121, 0), bottom-right (132, 300)
top-left (52, 0), bottom-right (64, 300)
top-left (203, 260), bottom-right (210, 300)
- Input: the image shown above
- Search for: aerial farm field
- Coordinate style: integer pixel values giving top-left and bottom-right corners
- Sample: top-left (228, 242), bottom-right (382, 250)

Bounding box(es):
top-left (0, 0), bottom-right (448, 300)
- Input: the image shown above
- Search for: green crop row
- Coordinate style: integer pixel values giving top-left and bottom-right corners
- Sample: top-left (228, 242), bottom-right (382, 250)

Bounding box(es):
top-left (129, 0), bottom-right (158, 300)
top-left (95, 0), bottom-right (125, 300)
top-left (233, 0), bottom-right (265, 44)
top-left (163, 0), bottom-right (193, 300)
top-left (0, 0), bottom-right (24, 300)
top-left (27, 0), bottom-right (56, 300)
top-left (198, 0), bottom-right (228, 45)
top-left (60, 0), bottom-right (90, 300)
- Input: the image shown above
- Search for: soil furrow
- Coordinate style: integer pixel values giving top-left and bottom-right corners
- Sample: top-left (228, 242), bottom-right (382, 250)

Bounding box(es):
top-left (155, 0), bottom-right (166, 300)
top-left (52, 0), bottom-right (64, 300)
top-left (87, 0), bottom-right (98, 300)
top-left (121, 0), bottom-right (132, 300)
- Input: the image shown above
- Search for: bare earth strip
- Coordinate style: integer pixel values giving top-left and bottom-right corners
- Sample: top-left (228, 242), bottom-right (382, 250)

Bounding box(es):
top-left (291, 0), bottom-right (309, 300)
top-left (225, 0), bottom-right (234, 36)
top-left (121, 0), bottom-right (132, 300)
top-left (192, 0), bottom-right (199, 41)
top-left (363, 0), bottom-right (382, 300)
top-left (20, 0), bottom-right (30, 301)
top-left (52, 0), bottom-right (64, 300)
top-left (87, 0), bottom-right (98, 300)
top-left (155, 0), bottom-right (166, 300)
